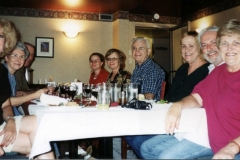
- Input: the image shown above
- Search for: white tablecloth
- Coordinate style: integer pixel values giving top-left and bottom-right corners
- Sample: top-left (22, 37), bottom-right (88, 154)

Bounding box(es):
top-left (28, 103), bottom-right (207, 159)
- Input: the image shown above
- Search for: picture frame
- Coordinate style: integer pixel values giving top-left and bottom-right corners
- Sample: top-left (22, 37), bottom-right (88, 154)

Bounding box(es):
top-left (35, 37), bottom-right (54, 58)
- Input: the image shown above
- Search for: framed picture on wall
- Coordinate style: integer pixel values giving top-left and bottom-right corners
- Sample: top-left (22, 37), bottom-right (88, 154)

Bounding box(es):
top-left (35, 37), bottom-right (54, 58)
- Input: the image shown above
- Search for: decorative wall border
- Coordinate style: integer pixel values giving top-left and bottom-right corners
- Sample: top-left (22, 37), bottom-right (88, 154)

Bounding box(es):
top-left (0, 7), bottom-right (180, 25)
top-left (182, 0), bottom-right (240, 22)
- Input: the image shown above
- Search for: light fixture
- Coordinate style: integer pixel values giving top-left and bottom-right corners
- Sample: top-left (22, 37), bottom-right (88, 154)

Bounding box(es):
top-left (154, 13), bottom-right (160, 20)
top-left (63, 31), bottom-right (79, 38)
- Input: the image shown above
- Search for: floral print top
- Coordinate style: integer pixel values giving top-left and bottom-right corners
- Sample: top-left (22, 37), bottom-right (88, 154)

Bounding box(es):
top-left (106, 68), bottom-right (131, 85)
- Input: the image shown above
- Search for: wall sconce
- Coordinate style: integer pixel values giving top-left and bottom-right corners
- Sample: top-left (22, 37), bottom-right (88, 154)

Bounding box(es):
top-left (63, 31), bottom-right (79, 38)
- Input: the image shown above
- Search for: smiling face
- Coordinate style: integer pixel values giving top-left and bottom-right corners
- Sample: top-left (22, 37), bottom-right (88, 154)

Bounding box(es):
top-left (5, 49), bottom-right (25, 74)
top-left (89, 55), bottom-right (103, 71)
top-left (106, 52), bottom-right (120, 71)
top-left (181, 35), bottom-right (200, 64)
top-left (201, 31), bottom-right (222, 66)
top-left (131, 39), bottom-right (150, 65)
top-left (219, 34), bottom-right (240, 71)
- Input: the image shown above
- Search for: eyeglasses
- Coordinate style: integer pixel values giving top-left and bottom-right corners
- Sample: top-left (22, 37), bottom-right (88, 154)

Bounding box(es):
top-left (131, 47), bottom-right (147, 52)
top-left (10, 54), bottom-right (27, 60)
top-left (90, 60), bottom-right (101, 64)
top-left (106, 57), bottom-right (119, 61)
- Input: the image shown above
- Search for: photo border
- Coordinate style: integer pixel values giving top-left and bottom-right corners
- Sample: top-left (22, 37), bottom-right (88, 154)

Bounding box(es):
top-left (35, 37), bottom-right (54, 58)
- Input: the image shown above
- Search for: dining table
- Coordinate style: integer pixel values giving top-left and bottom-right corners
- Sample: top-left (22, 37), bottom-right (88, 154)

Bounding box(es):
top-left (28, 102), bottom-right (208, 159)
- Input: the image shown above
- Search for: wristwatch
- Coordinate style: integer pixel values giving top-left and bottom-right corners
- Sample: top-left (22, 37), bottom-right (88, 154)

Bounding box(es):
top-left (5, 116), bottom-right (15, 122)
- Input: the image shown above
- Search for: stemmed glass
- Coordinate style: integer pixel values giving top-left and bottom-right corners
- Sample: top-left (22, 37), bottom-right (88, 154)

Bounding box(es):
top-left (91, 84), bottom-right (100, 99)
top-left (84, 84), bottom-right (92, 98)
top-left (68, 85), bottom-right (77, 101)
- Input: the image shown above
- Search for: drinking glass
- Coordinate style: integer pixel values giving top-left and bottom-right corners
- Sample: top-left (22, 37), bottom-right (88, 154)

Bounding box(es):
top-left (91, 84), bottom-right (100, 99)
top-left (68, 85), bottom-right (77, 101)
top-left (97, 91), bottom-right (110, 111)
top-left (84, 84), bottom-right (92, 98)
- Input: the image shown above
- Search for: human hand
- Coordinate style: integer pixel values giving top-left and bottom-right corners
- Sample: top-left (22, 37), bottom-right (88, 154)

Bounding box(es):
top-left (47, 86), bottom-right (54, 95)
top-left (0, 120), bottom-right (16, 148)
top-left (212, 143), bottom-right (238, 159)
top-left (165, 103), bottom-right (182, 135)
top-left (34, 88), bottom-right (49, 99)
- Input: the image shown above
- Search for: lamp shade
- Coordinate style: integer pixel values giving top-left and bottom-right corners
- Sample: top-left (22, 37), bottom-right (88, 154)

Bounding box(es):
top-left (63, 31), bottom-right (79, 38)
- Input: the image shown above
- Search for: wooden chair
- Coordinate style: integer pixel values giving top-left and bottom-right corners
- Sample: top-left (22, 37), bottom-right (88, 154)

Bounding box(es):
top-left (160, 80), bottom-right (166, 100)
top-left (121, 137), bottom-right (131, 159)
top-left (121, 80), bottom-right (167, 159)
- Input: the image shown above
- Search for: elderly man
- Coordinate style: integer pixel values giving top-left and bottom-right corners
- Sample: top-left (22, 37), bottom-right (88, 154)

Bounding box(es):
top-left (15, 42), bottom-right (35, 96)
top-left (199, 26), bottom-right (224, 72)
top-left (140, 26), bottom-right (224, 159)
top-left (123, 37), bottom-right (165, 159)
top-left (130, 37), bottom-right (165, 100)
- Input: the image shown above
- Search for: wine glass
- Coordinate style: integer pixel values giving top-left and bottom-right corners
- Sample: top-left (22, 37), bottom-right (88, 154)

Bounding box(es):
top-left (91, 84), bottom-right (100, 99)
top-left (84, 84), bottom-right (92, 98)
top-left (68, 85), bottom-right (77, 101)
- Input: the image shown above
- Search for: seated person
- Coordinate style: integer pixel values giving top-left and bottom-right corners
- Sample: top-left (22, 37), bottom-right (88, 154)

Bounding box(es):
top-left (124, 37), bottom-right (165, 159)
top-left (15, 42), bottom-right (36, 97)
top-left (4, 42), bottom-right (50, 116)
top-left (105, 48), bottom-right (131, 85)
top-left (89, 52), bottom-right (109, 84)
top-left (165, 31), bottom-right (209, 102)
top-left (140, 21), bottom-right (240, 159)
top-left (0, 18), bottom-right (54, 159)
top-left (104, 48), bottom-right (134, 159)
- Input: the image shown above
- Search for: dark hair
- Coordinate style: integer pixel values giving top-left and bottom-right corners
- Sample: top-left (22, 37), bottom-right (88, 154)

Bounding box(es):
top-left (105, 48), bottom-right (126, 69)
top-left (24, 42), bottom-right (36, 50)
top-left (89, 52), bottom-right (105, 68)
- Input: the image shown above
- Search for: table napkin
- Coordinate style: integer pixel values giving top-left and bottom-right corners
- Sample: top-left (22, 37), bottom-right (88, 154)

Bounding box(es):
top-left (40, 93), bottom-right (68, 106)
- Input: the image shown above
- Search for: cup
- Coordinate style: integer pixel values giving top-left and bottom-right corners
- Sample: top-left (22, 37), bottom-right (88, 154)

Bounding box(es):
top-left (97, 86), bottom-right (110, 110)
top-left (119, 91), bottom-right (127, 106)
top-left (109, 83), bottom-right (121, 106)
top-left (124, 83), bottom-right (138, 102)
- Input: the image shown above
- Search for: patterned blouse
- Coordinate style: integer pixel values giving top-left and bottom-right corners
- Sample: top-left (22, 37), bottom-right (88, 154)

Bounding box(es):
top-left (106, 68), bottom-right (131, 85)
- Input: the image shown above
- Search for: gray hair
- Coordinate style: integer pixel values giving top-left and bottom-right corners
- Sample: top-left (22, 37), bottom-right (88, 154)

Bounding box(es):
top-left (198, 26), bottom-right (219, 47)
top-left (217, 19), bottom-right (240, 47)
top-left (13, 41), bottom-right (30, 58)
top-left (131, 37), bottom-right (151, 48)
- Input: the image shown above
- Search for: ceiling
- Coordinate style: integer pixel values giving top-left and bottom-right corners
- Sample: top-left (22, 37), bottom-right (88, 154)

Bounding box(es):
top-left (0, 0), bottom-right (181, 17)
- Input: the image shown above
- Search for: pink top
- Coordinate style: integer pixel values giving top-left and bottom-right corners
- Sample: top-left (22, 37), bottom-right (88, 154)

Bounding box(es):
top-left (192, 63), bottom-right (240, 153)
top-left (89, 69), bottom-right (109, 84)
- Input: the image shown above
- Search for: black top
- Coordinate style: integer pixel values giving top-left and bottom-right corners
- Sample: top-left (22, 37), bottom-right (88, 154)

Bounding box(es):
top-left (165, 62), bottom-right (209, 102)
top-left (0, 64), bottom-right (11, 124)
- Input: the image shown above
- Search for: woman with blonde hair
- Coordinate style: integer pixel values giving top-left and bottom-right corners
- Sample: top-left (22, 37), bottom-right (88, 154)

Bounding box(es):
top-left (164, 31), bottom-right (209, 102)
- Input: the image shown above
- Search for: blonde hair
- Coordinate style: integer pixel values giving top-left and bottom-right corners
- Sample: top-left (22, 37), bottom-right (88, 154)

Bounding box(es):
top-left (181, 31), bottom-right (205, 61)
top-left (0, 19), bottom-right (17, 57)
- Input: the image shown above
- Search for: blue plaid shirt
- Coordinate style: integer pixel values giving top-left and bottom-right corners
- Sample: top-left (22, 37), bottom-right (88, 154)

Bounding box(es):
top-left (131, 58), bottom-right (165, 101)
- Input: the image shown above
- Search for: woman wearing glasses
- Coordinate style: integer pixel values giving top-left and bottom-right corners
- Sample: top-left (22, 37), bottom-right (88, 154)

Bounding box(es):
top-left (4, 42), bottom-right (49, 115)
top-left (89, 52), bottom-right (109, 84)
top-left (105, 48), bottom-right (131, 85)
top-left (105, 48), bottom-right (135, 159)
top-left (0, 18), bottom-right (54, 159)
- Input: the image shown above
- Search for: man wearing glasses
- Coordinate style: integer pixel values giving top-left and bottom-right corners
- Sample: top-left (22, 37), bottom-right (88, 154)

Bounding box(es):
top-left (124, 37), bottom-right (165, 159)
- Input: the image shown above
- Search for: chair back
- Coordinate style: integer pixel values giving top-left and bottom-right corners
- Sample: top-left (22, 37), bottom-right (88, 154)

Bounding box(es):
top-left (160, 80), bottom-right (166, 100)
